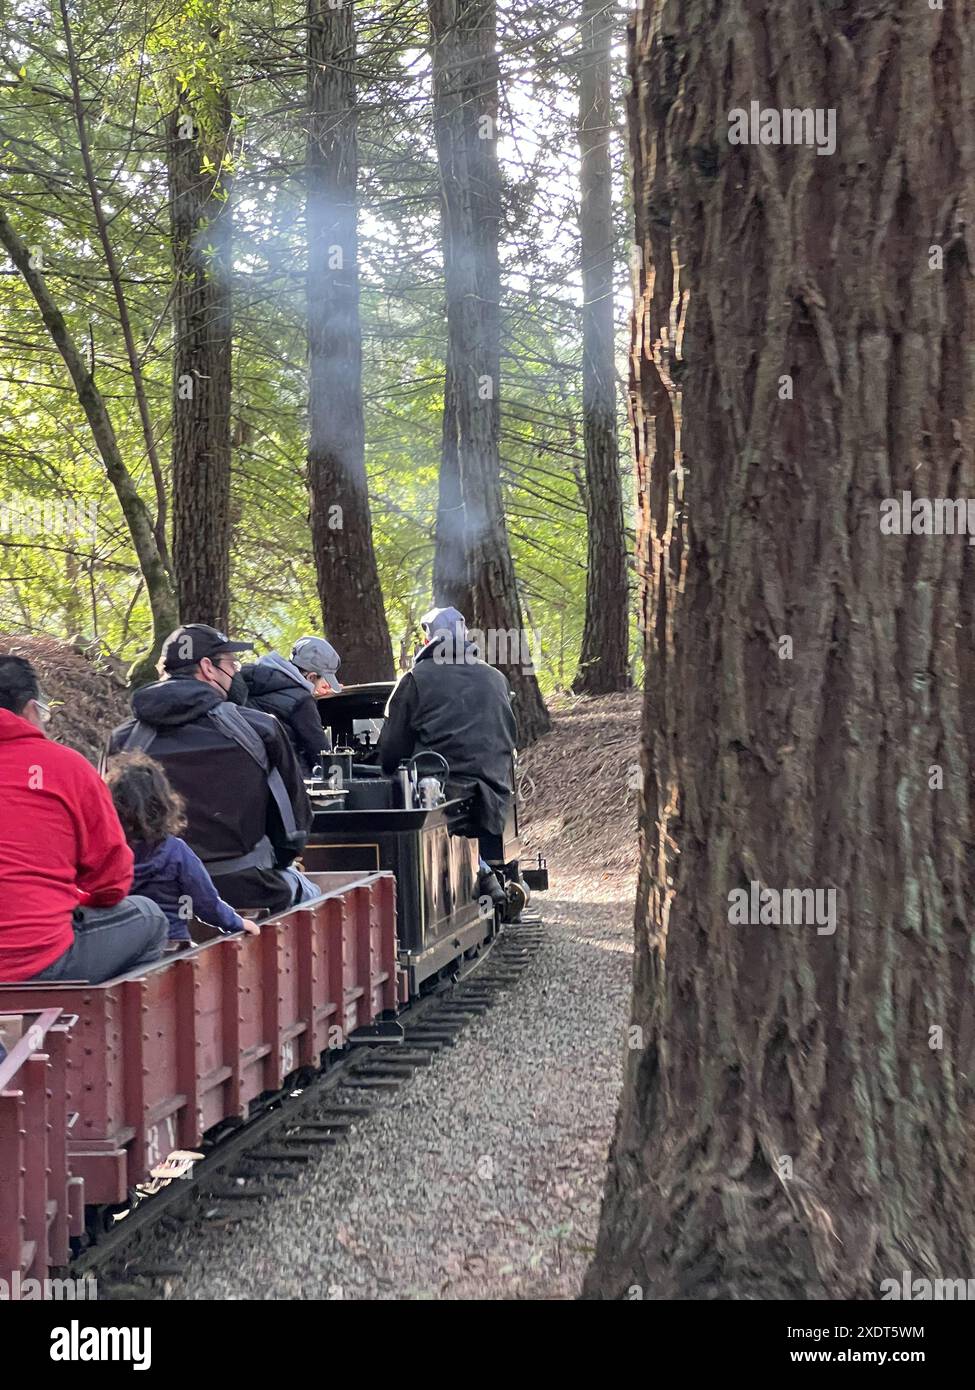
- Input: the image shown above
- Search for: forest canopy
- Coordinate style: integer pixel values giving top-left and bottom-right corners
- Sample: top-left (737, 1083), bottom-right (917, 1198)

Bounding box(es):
top-left (0, 0), bottom-right (635, 696)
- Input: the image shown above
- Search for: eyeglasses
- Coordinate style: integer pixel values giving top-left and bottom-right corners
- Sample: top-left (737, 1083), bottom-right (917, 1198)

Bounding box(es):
top-left (34, 698), bottom-right (52, 725)
top-left (216, 657), bottom-right (241, 674)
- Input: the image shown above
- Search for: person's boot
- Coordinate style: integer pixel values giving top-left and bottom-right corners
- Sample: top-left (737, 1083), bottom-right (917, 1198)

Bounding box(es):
top-left (477, 860), bottom-right (507, 908)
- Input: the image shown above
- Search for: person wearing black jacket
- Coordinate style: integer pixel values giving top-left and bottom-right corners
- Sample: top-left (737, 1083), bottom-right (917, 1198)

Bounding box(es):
top-left (106, 625), bottom-right (314, 916)
top-left (240, 640), bottom-right (340, 775)
top-left (378, 607), bottom-right (517, 841)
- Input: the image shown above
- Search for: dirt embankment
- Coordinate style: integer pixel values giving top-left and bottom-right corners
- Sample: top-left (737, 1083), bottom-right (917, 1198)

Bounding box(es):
top-left (517, 690), bottom-right (641, 883)
top-left (0, 635), bottom-right (130, 765)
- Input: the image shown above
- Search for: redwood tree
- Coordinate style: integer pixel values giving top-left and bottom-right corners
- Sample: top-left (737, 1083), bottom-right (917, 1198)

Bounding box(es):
top-left (429, 0), bottom-right (551, 742)
top-left (572, 0), bottom-right (629, 695)
top-left (307, 0), bottom-right (394, 682)
top-left (167, 95), bottom-right (233, 631)
top-left (587, 0), bottom-right (975, 1299)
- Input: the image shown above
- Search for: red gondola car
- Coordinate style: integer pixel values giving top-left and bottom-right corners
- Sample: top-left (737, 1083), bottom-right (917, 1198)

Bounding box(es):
top-left (0, 871), bottom-right (396, 1289)
top-left (0, 1007), bottom-right (75, 1287)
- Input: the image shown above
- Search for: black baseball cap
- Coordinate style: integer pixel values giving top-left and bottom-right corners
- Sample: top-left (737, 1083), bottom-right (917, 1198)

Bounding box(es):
top-left (161, 624), bottom-right (254, 672)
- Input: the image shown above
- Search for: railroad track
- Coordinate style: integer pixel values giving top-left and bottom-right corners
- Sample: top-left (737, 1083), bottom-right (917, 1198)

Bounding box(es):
top-left (75, 917), bottom-right (546, 1299)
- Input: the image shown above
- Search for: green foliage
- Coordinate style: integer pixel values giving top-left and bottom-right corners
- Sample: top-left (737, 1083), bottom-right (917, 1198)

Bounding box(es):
top-left (0, 0), bottom-right (635, 694)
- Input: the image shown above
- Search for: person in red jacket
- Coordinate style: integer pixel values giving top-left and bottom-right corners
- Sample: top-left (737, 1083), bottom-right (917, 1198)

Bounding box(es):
top-left (0, 655), bottom-right (167, 983)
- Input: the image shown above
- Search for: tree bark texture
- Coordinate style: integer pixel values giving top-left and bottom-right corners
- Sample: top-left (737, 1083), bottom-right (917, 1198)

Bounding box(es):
top-left (429, 0), bottom-right (551, 742)
top-left (573, 0), bottom-right (630, 696)
top-left (307, 0), bottom-right (394, 682)
top-left (167, 96), bottom-right (234, 632)
top-left (586, 0), bottom-right (975, 1299)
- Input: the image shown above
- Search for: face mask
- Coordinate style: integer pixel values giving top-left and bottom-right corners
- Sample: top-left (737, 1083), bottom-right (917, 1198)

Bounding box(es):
top-left (226, 672), bottom-right (249, 706)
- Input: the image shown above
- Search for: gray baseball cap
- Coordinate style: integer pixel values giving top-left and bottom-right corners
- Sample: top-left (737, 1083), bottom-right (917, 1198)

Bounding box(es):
top-left (291, 636), bottom-right (341, 690)
top-left (420, 606), bottom-right (467, 639)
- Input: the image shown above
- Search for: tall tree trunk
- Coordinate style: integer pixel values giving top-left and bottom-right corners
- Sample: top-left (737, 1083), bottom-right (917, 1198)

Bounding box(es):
top-left (167, 96), bottom-right (233, 631)
top-left (307, 0), bottom-right (394, 683)
top-left (0, 206), bottom-right (178, 684)
top-left (429, 0), bottom-right (551, 743)
top-left (572, 0), bottom-right (629, 696)
top-left (433, 353), bottom-right (474, 616)
top-left (586, 0), bottom-right (975, 1299)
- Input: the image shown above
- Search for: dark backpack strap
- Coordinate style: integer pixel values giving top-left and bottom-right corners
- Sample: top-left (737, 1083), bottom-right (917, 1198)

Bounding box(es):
top-left (206, 835), bottom-right (276, 876)
top-left (121, 721), bottom-right (157, 754)
top-left (207, 704), bottom-right (299, 840)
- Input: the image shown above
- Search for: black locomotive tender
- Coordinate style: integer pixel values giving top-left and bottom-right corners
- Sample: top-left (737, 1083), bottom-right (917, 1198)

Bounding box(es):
top-left (304, 682), bottom-right (548, 994)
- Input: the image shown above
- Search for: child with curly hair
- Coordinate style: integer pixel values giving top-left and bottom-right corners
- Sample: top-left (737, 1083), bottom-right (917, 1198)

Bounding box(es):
top-left (105, 751), bottom-right (258, 945)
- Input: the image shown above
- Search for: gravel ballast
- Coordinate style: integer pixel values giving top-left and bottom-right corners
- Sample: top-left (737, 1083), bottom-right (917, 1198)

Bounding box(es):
top-left (162, 873), bottom-right (634, 1301)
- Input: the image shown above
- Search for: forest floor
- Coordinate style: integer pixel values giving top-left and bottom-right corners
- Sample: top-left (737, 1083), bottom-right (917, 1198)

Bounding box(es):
top-left (1, 636), bottom-right (642, 1299)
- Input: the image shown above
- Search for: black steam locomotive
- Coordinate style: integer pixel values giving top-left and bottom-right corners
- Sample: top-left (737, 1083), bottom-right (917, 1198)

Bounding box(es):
top-left (303, 682), bottom-right (548, 994)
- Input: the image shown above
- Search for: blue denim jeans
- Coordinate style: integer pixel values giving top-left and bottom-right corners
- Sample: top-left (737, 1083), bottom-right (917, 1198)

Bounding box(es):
top-left (31, 896), bottom-right (168, 983)
top-left (280, 867), bottom-right (323, 905)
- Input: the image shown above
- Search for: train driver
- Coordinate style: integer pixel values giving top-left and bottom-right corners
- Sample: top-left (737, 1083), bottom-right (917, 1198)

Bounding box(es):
top-left (378, 606), bottom-right (516, 904)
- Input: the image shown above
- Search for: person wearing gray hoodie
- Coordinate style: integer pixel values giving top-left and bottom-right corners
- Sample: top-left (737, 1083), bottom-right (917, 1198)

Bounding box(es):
top-left (241, 640), bottom-right (341, 775)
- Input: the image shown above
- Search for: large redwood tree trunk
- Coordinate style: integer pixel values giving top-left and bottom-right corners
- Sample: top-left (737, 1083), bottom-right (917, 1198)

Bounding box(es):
top-left (586, 0), bottom-right (975, 1299)
top-left (307, 0), bottom-right (394, 682)
top-left (572, 0), bottom-right (630, 696)
top-left (429, 0), bottom-right (551, 742)
top-left (167, 96), bottom-right (234, 631)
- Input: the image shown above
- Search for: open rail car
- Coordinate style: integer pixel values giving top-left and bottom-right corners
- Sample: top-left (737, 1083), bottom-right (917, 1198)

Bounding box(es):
top-left (0, 873), bottom-right (396, 1282)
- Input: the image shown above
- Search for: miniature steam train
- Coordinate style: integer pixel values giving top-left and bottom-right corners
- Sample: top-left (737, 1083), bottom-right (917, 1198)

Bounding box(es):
top-left (0, 683), bottom-right (548, 1292)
